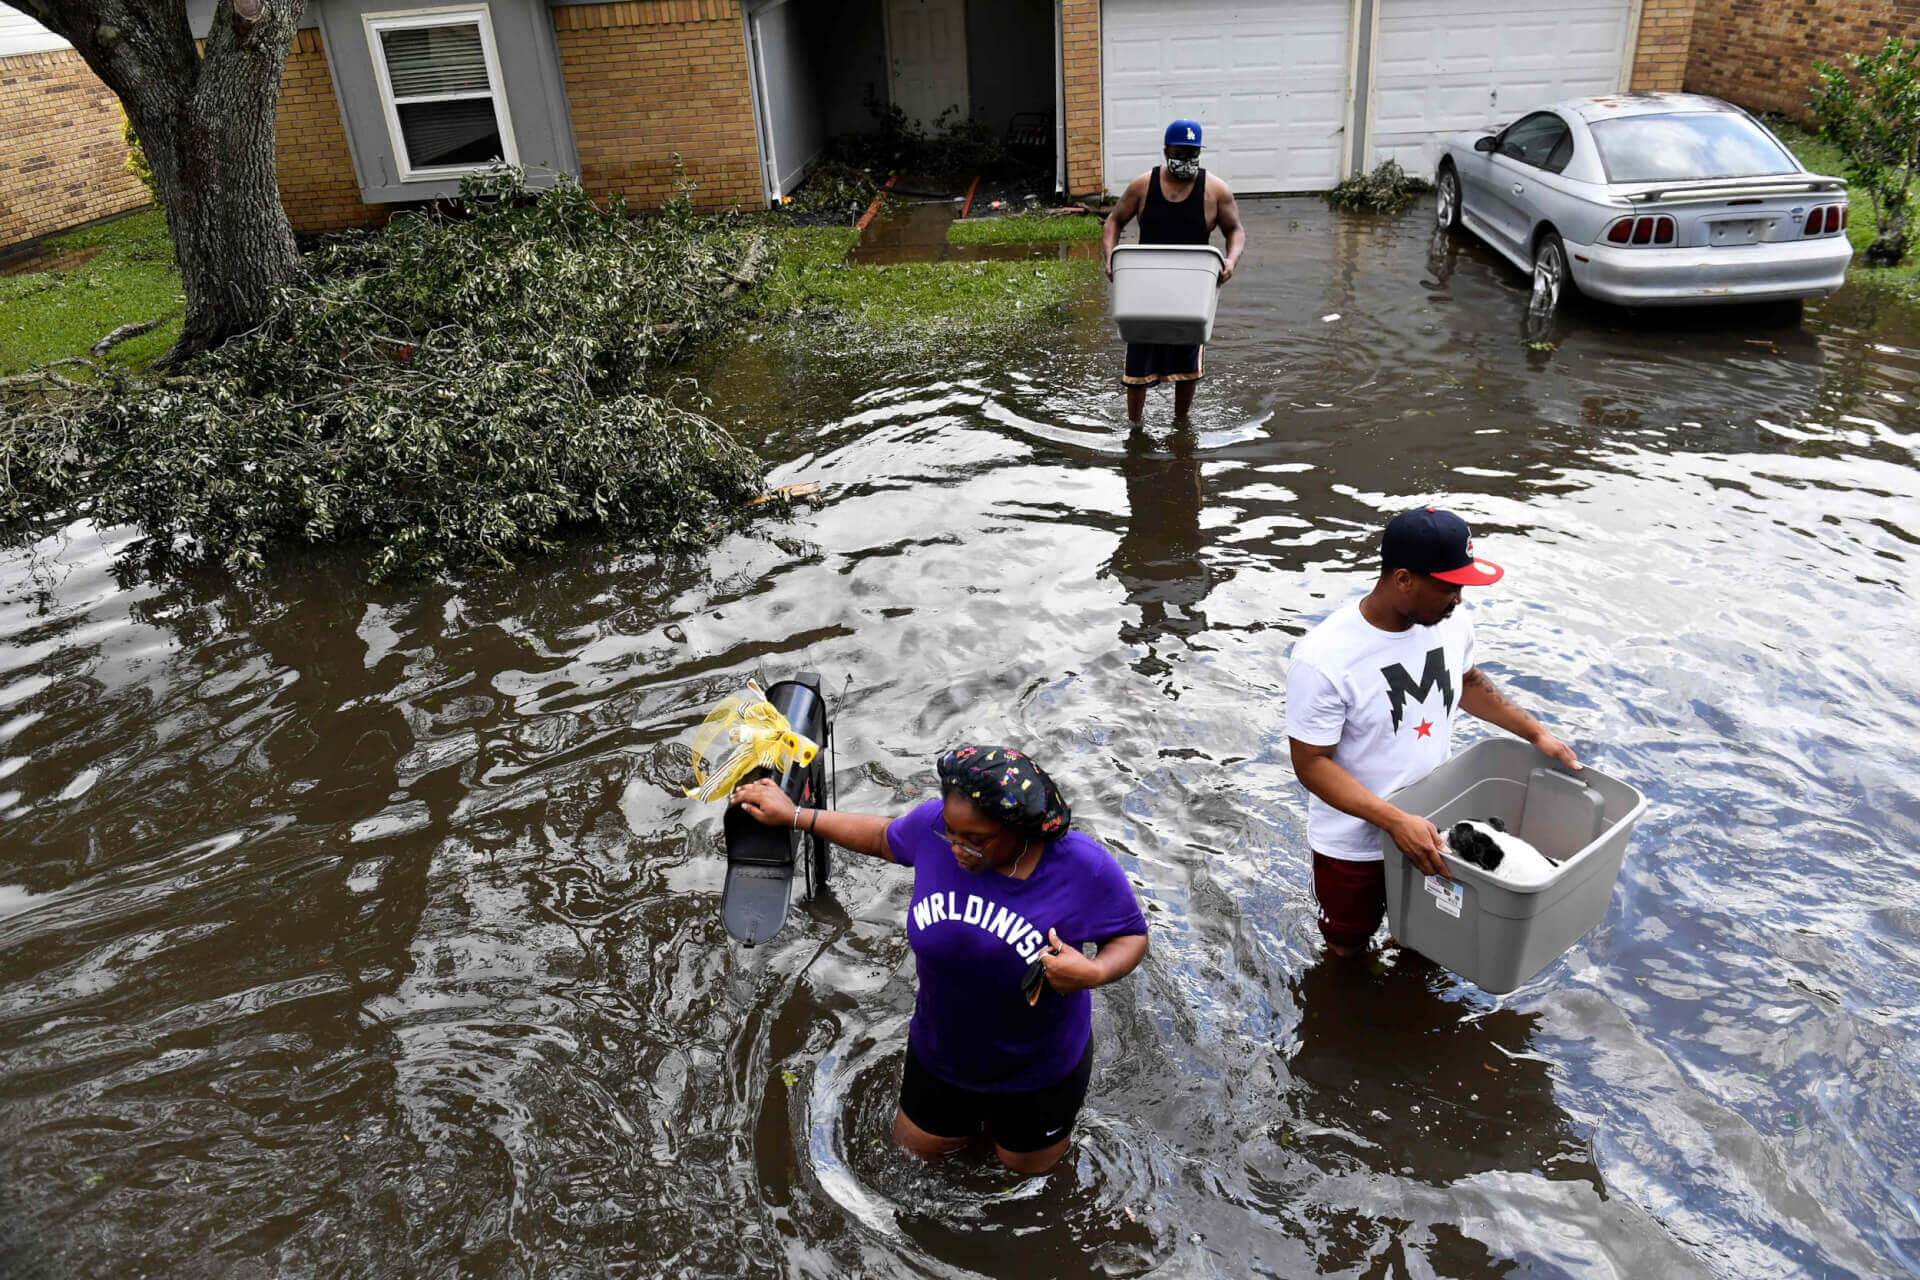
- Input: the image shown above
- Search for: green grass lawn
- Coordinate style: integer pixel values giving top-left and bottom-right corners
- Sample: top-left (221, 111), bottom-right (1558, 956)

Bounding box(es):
top-left (0, 208), bottom-right (181, 376)
top-left (761, 225), bottom-right (1100, 347)
top-left (947, 212), bottom-right (1102, 245)
top-left (1773, 120), bottom-right (1920, 303)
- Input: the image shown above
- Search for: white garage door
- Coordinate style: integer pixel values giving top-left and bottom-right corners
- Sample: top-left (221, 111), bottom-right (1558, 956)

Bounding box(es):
top-left (1369, 0), bottom-right (1633, 179)
top-left (1101, 0), bottom-right (1352, 195)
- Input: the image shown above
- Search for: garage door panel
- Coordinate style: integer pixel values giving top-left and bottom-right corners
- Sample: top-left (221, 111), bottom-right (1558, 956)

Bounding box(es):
top-left (1170, 37), bottom-right (1224, 71)
top-left (1370, 0), bottom-right (1631, 178)
top-left (1230, 35), bottom-right (1288, 73)
top-left (1228, 93), bottom-right (1285, 129)
top-left (1108, 38), bottom-right (1164, 75)
top-left (1102, 0), bottom-right (1352, 194)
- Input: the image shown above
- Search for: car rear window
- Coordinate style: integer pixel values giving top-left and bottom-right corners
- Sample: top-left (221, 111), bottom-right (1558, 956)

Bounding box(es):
top-left (1589, 113), bottom-right (1800, 183)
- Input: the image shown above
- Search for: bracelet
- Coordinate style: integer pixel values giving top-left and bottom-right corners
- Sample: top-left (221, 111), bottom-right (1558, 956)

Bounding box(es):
top-left (792, 807), bottom-right (803, 829)
top-left (807, 808), bottom-right (818, 833)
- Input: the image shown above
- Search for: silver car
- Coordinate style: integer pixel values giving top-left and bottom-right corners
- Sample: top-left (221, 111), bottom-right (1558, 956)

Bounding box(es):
top-left (1434, 93), bottom-right (1853, 309)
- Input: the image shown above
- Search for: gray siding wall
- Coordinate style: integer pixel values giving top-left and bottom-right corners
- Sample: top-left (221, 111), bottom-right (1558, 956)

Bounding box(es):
top-left (314, 0), bottom-right (579, 204)
top-left (750, 0), bottom-right (827, 195)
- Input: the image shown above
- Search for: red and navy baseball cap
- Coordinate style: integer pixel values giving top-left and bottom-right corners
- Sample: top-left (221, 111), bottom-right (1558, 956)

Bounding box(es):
top-left (1381, 507), bottom-right (1504, 585)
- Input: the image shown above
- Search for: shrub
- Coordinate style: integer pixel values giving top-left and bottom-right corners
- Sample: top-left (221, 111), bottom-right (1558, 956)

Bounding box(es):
top-left (1325, 160), bottom-right (1432, 215)
top-left (120, 109), bottom-right (159, 205)
top-left (1811, 37), bottom-right (1920, 266)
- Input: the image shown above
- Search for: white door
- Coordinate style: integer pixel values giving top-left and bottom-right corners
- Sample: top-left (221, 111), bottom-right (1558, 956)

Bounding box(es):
top-left (1101, 0), bottom-right (1352, 195)
top-left (887, 0), bottom-right (969, 132)
top-left (1369, 0), bottom-right (1632, 180)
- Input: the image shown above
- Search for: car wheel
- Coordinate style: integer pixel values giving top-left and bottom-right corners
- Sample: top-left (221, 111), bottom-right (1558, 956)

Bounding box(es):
top-left (1530, 231), bottom-right (1573, 313)
top-left (1435, 165), bottom-right (1461, 231)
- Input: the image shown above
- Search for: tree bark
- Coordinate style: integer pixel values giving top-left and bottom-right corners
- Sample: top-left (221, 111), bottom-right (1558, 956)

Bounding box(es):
top-left (5, 0), bottom-right (306, 364)
top-left (1865, 211), bottom-right (1907, 267)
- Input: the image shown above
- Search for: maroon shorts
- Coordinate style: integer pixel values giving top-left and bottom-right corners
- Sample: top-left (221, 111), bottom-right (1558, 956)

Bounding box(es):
top-left (1312, 852), bottom-right (1386, 949)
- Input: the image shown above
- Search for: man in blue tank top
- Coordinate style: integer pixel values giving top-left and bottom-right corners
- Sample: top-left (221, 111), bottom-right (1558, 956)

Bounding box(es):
top-left (1101, 119), bottom-right (1246, 422)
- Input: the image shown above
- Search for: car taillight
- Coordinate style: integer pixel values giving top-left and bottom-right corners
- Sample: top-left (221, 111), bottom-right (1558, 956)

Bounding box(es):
top-left (1841, 205), bottom-right (1849, 228)
top-left (1825, 205), bottom-right (1843, 233)
top-left (1608, 215), bottom-right (1675, 246)
top-left (1804, 209), bottom-right (1823, 236)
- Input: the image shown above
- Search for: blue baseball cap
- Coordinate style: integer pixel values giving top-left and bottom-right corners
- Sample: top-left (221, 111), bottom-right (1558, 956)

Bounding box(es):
top-left (1164, 119), bottom-right (1203, 148)
top-left (1382, 508), bottom-right (1504, 585)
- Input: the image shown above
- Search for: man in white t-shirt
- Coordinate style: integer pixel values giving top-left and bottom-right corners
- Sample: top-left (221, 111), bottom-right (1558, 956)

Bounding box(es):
top-left (1285, 508), bottom-right (1581, 955)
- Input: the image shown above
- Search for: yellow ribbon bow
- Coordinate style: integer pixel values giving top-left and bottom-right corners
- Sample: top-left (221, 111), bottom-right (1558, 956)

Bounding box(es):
top-left (685, 681), bottom-right (820, 802)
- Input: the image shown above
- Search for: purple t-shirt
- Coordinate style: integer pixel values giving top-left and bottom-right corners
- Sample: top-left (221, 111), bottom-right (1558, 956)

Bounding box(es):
top-left (888, 799), bottom-right (1148, 1092)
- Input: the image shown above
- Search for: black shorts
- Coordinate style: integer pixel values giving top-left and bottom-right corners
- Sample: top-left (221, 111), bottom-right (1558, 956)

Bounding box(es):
top-left (898, 1037), bottom-right (1094, 1153)
top-left (1122, 342), bottom-right (1204, 386)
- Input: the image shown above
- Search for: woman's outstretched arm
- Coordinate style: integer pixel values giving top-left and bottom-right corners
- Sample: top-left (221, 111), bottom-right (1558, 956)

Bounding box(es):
top-left (729, 777), bottom-right (894, 861)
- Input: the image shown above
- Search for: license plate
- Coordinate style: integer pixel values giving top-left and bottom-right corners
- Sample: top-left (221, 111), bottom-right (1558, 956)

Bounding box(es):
top-left (1709, 218), bottom-right (1771, 246)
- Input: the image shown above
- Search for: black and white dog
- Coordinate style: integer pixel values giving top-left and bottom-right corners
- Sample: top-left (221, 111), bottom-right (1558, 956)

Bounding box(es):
top-left (1445, 818), bottom-right (1559, 887)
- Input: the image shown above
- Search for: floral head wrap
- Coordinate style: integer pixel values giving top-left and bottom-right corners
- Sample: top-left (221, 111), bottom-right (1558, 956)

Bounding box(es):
top-left (935, 745), bottom-right (1072, 839)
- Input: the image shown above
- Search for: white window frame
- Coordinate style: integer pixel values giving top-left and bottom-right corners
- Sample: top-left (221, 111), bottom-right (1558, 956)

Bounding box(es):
top-left (365, 4), bottom-right (519, 183)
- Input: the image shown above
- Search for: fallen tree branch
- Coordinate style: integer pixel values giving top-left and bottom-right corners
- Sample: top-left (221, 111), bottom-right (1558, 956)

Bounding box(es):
top-left (0, 357), bottom-right (104, 392)
top-left (90, 318), bottom-right (164, 357)
top-left (651, 237), bottom-right (772, 342)
top-left (747, 482), bottom-right (820, 506)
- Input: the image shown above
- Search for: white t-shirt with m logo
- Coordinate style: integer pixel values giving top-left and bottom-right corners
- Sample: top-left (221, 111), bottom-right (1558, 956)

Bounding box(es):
top-left (1285, 599), bottom-right (1476, 861)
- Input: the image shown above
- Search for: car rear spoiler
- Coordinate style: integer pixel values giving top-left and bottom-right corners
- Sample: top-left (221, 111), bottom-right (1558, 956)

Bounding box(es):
top-left (1622, 177), bottom-right (1847, 204)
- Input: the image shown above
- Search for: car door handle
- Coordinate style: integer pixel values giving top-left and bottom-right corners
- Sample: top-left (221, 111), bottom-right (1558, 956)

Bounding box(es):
top-left (1511, 183), bottom-right (1525, 195)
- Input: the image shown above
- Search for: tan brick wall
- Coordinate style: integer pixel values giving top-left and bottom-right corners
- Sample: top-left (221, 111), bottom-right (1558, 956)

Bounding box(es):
top-left (1629, 0), bottom-right (1702, 91)
top-left (0, 48), bottom-right (150, 251)
top-left (555, 0), bottom-right (764, 211)
top-left (1061, 0), bottom-right (1102, 197)
top-left (277, 28), bottom-right (386, 235)
top-left (1683, 0), bottom-right (1920, 119)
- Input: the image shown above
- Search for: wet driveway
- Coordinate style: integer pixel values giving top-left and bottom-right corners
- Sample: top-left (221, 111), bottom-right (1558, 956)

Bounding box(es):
top-left (2, 197), bottom-right (1917, 1277)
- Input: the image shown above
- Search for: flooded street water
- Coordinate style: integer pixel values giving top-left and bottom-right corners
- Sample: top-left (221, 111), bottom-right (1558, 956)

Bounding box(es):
top-left (3, 197), bottom-right (1918, 1278)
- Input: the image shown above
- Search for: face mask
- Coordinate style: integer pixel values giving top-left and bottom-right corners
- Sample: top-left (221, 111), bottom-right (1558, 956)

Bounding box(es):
top-left (1166, 156), bottom-right (1201, 181)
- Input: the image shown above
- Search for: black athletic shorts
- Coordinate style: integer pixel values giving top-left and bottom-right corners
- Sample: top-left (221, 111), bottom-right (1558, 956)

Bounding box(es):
top-left (898, 1037), bottom-right (1094, 1153)
top-left (1122, 341), bottom-right (1204, 386)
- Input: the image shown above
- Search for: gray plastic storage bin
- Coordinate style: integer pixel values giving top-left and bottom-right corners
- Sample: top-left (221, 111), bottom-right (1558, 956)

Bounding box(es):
top-left (1110, 244), bottom-right (1225, 344)
top-left (1381, 738), bottom-right (1647, 994)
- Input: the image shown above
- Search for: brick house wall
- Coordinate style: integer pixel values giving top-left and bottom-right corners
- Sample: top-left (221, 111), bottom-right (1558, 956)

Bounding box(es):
top-left (1061, 0), bottom-right (1101, 197)
top-left (1629, 0), bottom-right (1702, 91)
top-left (554, 0), bottom-right (763, 212)
top-left (1684, 0), bottom-right (1920, 119)
top-left (0, 48), bottom-right (149, 251)
top-left (276, 28), bottom-right (386, 235)
top-left (272, 4), bottom-right (764, 235)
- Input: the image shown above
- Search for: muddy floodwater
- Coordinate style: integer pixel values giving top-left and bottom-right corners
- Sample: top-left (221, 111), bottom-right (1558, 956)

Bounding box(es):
top-left (3, 199), bottom-right (1918, 1278)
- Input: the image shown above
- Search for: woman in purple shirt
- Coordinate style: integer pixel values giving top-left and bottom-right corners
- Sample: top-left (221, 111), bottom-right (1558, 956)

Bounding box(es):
top-left (730, 745), bottom-right (1148, 1174)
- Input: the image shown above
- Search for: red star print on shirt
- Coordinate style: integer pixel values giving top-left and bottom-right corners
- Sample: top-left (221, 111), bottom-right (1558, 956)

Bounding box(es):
top-left (1414, 719), bottom-right (1434, 739)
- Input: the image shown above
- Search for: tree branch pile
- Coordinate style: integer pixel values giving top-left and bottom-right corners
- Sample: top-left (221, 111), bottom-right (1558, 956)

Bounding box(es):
top-left (0, 171), bottom-right (772, 580)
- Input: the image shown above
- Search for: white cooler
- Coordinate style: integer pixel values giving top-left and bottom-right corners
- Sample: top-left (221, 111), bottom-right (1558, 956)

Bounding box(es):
top-left (1110, 244), bottom-right (1225, 344)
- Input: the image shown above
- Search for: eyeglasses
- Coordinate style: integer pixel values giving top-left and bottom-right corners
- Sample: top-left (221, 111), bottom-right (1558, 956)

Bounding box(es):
top-left (932, 816), bottom-right (996, 860)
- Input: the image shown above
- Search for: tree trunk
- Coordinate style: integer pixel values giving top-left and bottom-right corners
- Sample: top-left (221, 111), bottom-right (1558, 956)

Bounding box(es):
top-left (6, 0), bottom-right (306, 364)
top-left (1865, 202), bottom-right (1908, 267)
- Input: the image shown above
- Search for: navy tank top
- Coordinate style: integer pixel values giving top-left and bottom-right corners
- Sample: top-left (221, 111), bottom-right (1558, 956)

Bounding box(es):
top-left (1139, 166), bottom-right (1210, 246)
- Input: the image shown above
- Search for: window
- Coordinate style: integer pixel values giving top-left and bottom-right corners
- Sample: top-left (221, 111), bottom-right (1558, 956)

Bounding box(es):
top-left (367, 7), bottom-right (517, 181)
top-left (1497, 112), bottom-right (1573, 174)
top-left (1589, 112), bottom-right (1799, 184)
